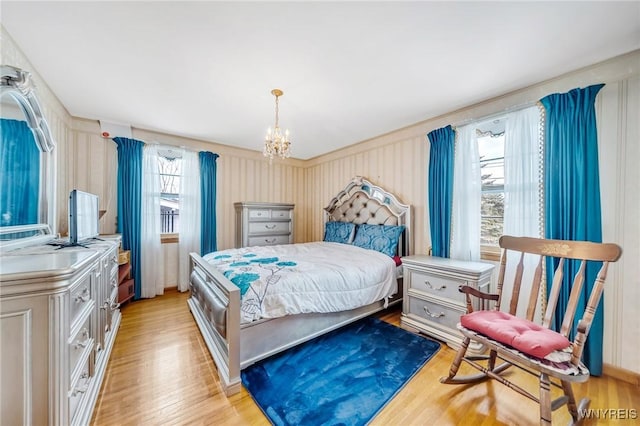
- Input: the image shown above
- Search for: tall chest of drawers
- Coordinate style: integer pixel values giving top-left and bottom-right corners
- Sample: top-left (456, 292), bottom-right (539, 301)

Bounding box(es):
top-left (400, 255), bottom-right (494, 353)
top-left (234, 202), bottom-right (294, 248)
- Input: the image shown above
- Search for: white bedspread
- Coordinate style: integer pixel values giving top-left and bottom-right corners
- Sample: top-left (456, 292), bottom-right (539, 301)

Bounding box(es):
top-left (203, 242), bottom-right (397, 323)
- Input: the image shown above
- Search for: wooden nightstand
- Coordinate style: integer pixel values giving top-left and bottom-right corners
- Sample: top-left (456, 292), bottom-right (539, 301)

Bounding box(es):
top-left (117, 249), bottom-right (134, 304)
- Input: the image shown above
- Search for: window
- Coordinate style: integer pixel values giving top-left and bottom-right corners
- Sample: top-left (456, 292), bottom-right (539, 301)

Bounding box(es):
top-left (158, 151), bottom-right (181, 233)
top-left (477, 122), bottom-right (505, 248)
top-left (475, 108), bottom-right (542, 256)
top-left (452, 107), bottom-right (541, 262)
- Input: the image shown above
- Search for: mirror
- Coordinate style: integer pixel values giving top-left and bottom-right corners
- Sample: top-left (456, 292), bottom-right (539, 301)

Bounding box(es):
top-left (0, 65), bottom-right (56, 249)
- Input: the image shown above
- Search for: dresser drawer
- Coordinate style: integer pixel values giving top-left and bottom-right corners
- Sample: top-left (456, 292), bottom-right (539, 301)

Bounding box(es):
top-left (407, 296), bottom-right (464, 332)
top-left (70, 273), bottom-right (93, 326)
top-left (110, 286), bottom-right (119, 306)
top-left (68, 356), bottom-right (92, 424)
top-left (110, 265), bottom-right (118, 283)
top-left (248, 234), bottom-right (290, 246)
top-left (110, 274), bottom-right (118, 292)
top-left (407, 269), bottom-right (466, 304)
top-left (69, 315), bottom-right (93, 378)
top-left (248, 209), bottom-right (271, 219)
top-left (248, 221), bottom-right (290, 235)
top-left (102, 252), bottom-right (112, 270)
top-left (270, 209), bottom-right (291, 220)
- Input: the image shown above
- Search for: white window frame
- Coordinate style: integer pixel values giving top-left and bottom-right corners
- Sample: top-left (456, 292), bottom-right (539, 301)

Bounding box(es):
top-left (157, 148), bottom-right (182, 240)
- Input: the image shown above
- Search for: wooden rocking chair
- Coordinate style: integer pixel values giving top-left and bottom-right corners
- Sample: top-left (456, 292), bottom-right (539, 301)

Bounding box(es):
top-left (440, 235), bottom-right (622, 425)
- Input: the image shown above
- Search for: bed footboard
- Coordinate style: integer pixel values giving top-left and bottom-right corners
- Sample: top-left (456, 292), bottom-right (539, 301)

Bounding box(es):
top-left (187, 252), bottom-right (241, 396)
top-left (187, 250), bottom-right (403, 397)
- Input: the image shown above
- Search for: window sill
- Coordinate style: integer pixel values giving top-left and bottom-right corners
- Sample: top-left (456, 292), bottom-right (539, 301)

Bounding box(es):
top-left (480, 245), bottom-right (501, 262)
top-left (161, 233), bottom-right (179, 244)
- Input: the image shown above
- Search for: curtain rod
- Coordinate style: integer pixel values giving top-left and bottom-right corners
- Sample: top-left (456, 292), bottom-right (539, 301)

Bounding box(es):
top-left (452, 99), bottom-right (542, 129)
top-left (148, 141), bottom-right (194, 153)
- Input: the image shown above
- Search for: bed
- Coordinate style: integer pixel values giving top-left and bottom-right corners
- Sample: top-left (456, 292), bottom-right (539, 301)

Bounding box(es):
top-left (187, 176), bottom-right (412, 395)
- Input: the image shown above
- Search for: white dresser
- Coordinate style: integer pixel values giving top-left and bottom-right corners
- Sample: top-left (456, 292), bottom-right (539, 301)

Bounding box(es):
top-left (400, 255), bottom-right (494, 352)
top-left (234, 202), bottom-right (294, 248)
top-left (0, 238), bottom-right (120, 426)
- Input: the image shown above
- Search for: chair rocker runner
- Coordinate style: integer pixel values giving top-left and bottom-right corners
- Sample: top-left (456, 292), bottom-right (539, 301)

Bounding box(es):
top-left (440, 235), bottom-right (622, 425)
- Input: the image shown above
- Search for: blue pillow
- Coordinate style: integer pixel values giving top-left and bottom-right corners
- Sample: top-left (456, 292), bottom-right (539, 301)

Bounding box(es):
top-left (352, 224), bottom-right (405, 257)
top-left (323, 221), bottom-right (356, 244)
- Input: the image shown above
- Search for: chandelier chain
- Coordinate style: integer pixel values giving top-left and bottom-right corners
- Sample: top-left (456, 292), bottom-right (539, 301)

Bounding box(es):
top-left (274, 94), bottom-right (279, 129)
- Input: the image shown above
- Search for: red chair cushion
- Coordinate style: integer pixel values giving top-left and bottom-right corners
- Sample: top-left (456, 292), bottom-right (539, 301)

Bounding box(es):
top-left (460, 310), bottom-right (571, 359)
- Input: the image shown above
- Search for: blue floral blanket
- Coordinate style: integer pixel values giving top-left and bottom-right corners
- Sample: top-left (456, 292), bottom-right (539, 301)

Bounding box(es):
top-left (203, 242), bottom-right (396, 323)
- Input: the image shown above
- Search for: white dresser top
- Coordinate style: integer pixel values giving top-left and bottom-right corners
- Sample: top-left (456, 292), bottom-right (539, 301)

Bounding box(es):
top-left (0, 239), bottom-right (118, 294)
top-left (402, 255), bottom-right (494, 275)
top-left (1, 250), bottom-right (97, 277)
top-left (234, 201), bottom-right (295, 209)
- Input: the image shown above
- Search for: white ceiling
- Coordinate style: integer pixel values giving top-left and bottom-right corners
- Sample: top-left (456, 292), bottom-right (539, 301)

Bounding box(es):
top-left (2, 1), bottom-right (639, 159)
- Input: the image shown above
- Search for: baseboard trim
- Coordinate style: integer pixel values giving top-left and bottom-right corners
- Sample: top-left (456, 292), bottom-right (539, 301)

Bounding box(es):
top-left (603, 363), bottom-right (640, 386)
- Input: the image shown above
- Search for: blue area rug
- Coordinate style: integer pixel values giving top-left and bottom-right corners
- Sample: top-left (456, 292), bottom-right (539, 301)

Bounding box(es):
top-left (241, 316), bottom-right (440, 426)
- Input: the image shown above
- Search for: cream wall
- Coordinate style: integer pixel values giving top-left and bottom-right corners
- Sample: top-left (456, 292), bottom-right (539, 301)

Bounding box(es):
top-left (133, 127), bottom-right (307, 287)
top-left (69, 120), bottom-right (308, 287)
top-left (597, 75), bottom-right (640, 372)
top-left (302, 51), bottom-right (640, 375)
top-left (3, 24), bottom-right (638, 374)
top-left (69, 120), bottom-right (307, 244)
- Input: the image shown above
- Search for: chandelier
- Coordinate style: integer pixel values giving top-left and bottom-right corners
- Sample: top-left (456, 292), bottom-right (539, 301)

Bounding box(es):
top-left (263, 89), bottom-right (292, 160)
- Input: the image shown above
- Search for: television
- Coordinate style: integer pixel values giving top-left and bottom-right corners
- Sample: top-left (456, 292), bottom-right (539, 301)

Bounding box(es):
top-left (69, 190), bottom-right (99, 245)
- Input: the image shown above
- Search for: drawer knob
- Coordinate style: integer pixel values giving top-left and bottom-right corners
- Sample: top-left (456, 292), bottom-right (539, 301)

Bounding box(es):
top-left (71, 379), bottom-right (89, 397)
top-left (425, 281), bottom-right (446, 291)
top-left (74, 287), bottom-right (90, 303)
top-left (265, 224), bottom-right (277, 229)
top-left (265, 238), bottom-right (276, 244)
top-left (424, 307), bottom-right (445, 318)
top-left (74, 338), bottom-right (90, 350)
top-left (73, 328), bottom-right (91, 349)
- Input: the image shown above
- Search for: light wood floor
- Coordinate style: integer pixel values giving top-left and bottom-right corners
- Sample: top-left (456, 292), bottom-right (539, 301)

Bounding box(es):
top-left (91, 289), bottom-right (639, 425)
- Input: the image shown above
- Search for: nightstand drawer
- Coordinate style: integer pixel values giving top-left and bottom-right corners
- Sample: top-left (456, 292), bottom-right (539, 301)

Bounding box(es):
top-left (248, 221), bottom-right (290, 235)
top-left (407, 296), bottom-right (463, 331)
top-left (407, 269), bottom-right (465, 304)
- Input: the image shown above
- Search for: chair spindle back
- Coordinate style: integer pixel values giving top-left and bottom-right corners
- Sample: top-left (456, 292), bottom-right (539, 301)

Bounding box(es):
top-left (497, 236), bottom-right (622, 363)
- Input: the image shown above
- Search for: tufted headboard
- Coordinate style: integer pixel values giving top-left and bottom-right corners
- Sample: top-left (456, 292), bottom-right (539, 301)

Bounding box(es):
top-left (324, 176), bottom-right (412, 257)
